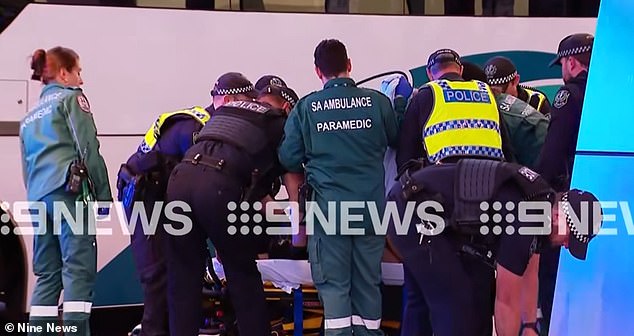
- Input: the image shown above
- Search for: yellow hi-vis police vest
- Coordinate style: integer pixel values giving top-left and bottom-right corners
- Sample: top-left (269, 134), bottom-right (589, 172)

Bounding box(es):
top-left (523, 87), bottom-right (547, 112)
top-left (424, 80), bottom-right (504, 163)
top-left (139, 106), bottom-right (210, 153)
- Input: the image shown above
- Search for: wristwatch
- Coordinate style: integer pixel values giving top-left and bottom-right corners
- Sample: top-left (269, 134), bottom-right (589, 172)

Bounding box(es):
top-left (519, 321), bottom-right (540, 335)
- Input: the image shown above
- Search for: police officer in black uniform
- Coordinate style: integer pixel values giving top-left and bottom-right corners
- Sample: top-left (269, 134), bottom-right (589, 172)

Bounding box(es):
top-left (387, 159), bottom-right (602, 336)
top-left (483, 56), bottom-right (552, 116)
top-left (163, 73), bottom-right (289, 336)
top-left (536, 32), bottom-right (594, 334)
top-left (117, 102), bottom-right (213, 335)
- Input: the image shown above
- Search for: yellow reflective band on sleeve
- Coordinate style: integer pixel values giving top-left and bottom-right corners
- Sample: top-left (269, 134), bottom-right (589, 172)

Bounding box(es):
top-left (424, 80), bottom-right (503, 163)
top-left (139, 106), bottom-right (210, 153)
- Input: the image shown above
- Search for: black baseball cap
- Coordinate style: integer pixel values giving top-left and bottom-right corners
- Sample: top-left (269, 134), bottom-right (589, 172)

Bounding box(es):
top-left (427, 49), bottom-right (461, 68)
top-left (549, 33), bottom-right (594, 67)
top-left (259, 85), bottom-right (300, 108)
top-left (210, 72), bottom-right (258, 99)
top-left (255, 75), bottom-right (288, 92)
top-left (484, 56), bottom-right (518, 86)
top-left (560, 189), bottom-right (603, 260)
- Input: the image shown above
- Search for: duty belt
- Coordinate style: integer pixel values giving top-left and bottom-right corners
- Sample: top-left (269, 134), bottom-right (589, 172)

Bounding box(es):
top-left (182, 152), bottom-right (226, 170)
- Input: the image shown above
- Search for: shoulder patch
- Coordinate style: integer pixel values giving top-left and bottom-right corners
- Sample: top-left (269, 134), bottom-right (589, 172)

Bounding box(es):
top-left (553, 89), bottom-right (570, 109)
top-left (77, 95), bottom-right (91, 113)
top-left (518, 166), bottom-right (539, 182)
top-left (504, 94), bottom-right (518, 105)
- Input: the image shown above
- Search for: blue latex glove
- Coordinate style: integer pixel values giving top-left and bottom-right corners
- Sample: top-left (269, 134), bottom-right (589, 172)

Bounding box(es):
top-left (395, 76), bottom-right (413, 101)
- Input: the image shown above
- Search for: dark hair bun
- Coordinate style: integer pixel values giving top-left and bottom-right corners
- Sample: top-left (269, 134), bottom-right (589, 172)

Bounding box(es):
top-left (31, 49), bottom-right (46, 81)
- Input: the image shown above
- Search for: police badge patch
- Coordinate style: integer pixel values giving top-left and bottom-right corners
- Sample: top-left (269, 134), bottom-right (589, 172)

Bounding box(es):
top-left (518, 166), bottom-right (539, 182)
top-left (553, 90), bottom-right (570, 108)
top-left (270, 77), bottom-right (284, 87)
top-left (485, 64), bottom-right (497, 78)
top-left (77, 95), bottom-right (91, 112)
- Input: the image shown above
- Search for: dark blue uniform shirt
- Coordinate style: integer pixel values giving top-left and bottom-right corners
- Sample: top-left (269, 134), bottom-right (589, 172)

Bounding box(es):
top-left (536, 71), bottom-right (588, 191)
top-left (127, 117), bottom-right (204, 173)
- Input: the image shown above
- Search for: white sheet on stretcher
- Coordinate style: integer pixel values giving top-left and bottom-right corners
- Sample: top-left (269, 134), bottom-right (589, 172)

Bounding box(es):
top-left (212, 258), bottom-right (404, 293)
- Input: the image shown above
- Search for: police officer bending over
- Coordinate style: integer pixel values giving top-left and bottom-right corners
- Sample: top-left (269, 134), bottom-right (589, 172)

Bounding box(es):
top-left (387, 159), bottom-right (602, 336)
top-left (483, 56), bottom-right (552, 116)
top-left (117, 98), bottom-right (213, 334)
top-left (163, 72), bottom-right (290, 336)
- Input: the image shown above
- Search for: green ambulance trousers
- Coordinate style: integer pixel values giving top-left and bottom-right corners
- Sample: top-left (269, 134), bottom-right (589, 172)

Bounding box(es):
top-left (308, 224), bottom-right (386, 336)
top-left (28, 187), bottom-right (97, 336)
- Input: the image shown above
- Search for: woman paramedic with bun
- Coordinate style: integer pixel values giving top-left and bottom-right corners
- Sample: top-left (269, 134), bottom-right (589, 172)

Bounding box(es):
top-left (20, 47), bottom-right (112, 336)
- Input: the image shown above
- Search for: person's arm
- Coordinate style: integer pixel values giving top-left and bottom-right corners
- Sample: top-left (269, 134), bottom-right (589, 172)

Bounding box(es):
top-left (278, 103), bottom-right (306, 173)
top-left (396, 88), bottom-right (430, 169)
top-left (495, 263), bottom-right (524, 336)
top-left (283, 172), bottom-right (306, 247)
top-left (64, 90), bottom-right (113, 202)
top-left (378, 93), bottom-right (400, 148)
top-left (520, 254), bottom-right (540, 336)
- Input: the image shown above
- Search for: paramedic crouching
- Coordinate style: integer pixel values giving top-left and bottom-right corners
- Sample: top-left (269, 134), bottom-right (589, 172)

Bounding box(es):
top-left (387, 159), bottom-right (602, 336)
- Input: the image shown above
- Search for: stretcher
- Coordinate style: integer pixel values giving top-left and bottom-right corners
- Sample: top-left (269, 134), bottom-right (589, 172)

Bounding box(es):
top-left (212, 259), bottom-right (404, 336)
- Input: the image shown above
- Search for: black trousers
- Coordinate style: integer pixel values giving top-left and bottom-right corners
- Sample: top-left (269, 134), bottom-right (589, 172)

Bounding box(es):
top-left (391, 228), bottom-right (494, 336)
top-left (538, 245), bottom-right (561, 334)
top-left (130, 211), bottom-right (169, 336)
top-left (164, 162), bottom-right (270, 336)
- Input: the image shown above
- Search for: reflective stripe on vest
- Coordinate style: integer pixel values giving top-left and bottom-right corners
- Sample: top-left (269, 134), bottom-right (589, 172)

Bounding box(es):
top-left (523, 88), bottom-right (546, 111)
top-left (424, 80), bottom-right (503, 163)
top-left (139, 106), bottom-right (210, 153)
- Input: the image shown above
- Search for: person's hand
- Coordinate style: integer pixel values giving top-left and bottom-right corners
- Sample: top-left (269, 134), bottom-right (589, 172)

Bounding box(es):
top-left (395, 76), bottom-right (413, 101)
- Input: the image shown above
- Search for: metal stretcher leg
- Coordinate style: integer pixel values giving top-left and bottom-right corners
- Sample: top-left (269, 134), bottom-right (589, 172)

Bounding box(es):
top-left (294, 286), bottom-right (304, 336)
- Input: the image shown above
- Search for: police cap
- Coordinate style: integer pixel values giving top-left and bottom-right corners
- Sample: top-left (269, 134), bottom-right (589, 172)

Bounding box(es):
top-left (483, 56), bottom-right (518, 86)
top-left (259, 85), bottom-right (299, 108)
top-left (427, 49), bottom-right (461, 68)
top-left (211, 72), bottom-right (258, 99)
top-left (461, 62), bottom-right (488, 82)
top-left (560, 189), bottom-right (603, 260)
top-left (255, 75), bottom-right (288, 92)
top-left (549, 33), bottom-right (594, 67)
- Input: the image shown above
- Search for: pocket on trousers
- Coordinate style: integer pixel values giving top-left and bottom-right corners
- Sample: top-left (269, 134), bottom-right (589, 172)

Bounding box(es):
top-left (308, 236), bottom-right (326, 285)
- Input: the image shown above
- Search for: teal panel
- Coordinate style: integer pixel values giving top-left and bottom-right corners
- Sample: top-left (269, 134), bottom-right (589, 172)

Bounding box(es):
top-left (93, 245), bottom-right (143, 306)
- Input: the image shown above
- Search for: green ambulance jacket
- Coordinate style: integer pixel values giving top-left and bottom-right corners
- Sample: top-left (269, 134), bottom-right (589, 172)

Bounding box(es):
top-left (496, 93), bottom-right (549, 169)
top-left (20, 83), bottom-right (112, 202)
top-left (279, 78), bottom-right (400, 223)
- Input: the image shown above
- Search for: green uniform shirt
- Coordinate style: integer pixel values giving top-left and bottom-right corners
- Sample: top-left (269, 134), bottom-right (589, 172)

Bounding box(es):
top-left (496, 93), bottom-right (549, 169)
top-left (20, 83), bottom-right (112, 202)
top-left (279, 78), bottom-right (399, 229)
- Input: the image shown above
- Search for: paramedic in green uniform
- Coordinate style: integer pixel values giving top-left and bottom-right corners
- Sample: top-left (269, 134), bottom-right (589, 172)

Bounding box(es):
top-left (20, 47), bottom-right (112, 336)
top-left (278, 39), bottom-right (402, 336)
